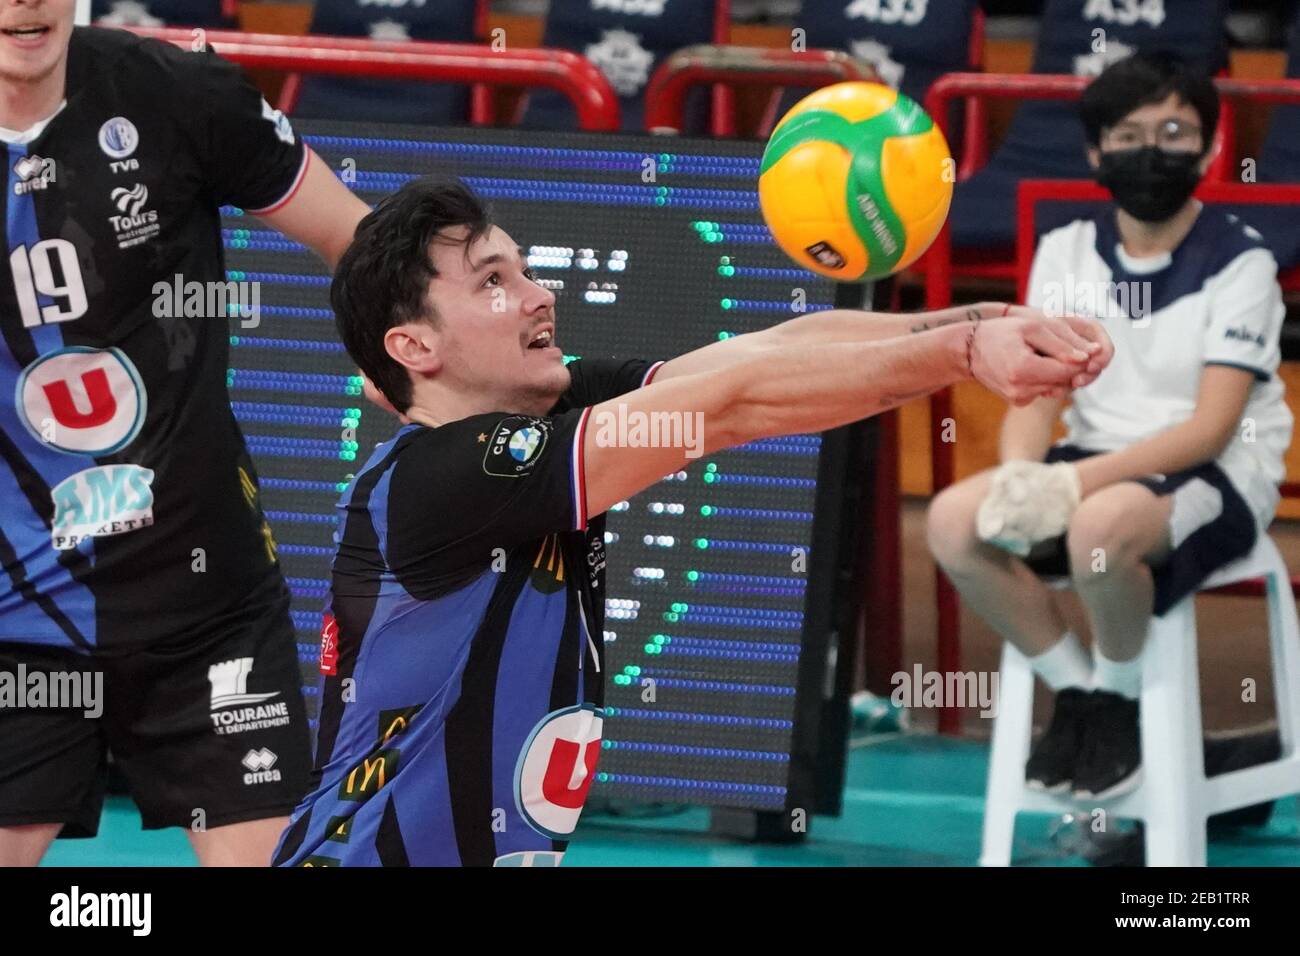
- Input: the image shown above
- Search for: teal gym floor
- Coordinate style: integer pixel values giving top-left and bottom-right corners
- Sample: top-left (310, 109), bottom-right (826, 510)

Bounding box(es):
top-left (42, 733), bottom-right (1300, 867)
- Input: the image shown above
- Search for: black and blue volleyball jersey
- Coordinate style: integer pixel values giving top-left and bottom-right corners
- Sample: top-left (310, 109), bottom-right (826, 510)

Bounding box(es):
top-left (1, 27), bottom-right (308, 650)
top-left (273, 357), bottom-right (662, 867)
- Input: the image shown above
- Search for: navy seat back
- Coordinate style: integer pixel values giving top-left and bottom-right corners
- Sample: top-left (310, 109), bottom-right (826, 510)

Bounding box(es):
top-left (523, 0), bottom-right (718, 132)
top-left (293, 0), bottom-right (478, 126)
top-left (93, 0), bottom-right (231, 28)
top-left (1237, 16), bottom-right (1300, 269)
top-left (1260, 15), bottom-right (1300, 183)
top-left (796, 0), bottom-right (978, 109)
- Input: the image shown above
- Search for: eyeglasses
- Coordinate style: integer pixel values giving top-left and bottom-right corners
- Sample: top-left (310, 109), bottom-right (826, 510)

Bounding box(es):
top-left (1101, 118), bottom-right (1204, 152)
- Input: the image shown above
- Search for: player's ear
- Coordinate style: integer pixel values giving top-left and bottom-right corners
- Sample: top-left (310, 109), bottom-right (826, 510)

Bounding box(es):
top-left (383, 322), bottom-right (443, 377)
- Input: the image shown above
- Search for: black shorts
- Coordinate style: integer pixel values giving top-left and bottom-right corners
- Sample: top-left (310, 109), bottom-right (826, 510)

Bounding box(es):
top-left (1023, 445), bottom-right (1258, 617)
top-left (0, 587), bottom-right (312, 838)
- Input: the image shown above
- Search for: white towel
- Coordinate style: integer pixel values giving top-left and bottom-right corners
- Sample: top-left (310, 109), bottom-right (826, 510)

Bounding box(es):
top-left (976, 461), bottom-right (1082, 556)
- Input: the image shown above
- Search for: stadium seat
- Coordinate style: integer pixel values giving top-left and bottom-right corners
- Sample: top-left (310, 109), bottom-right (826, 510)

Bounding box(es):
top-left (92, 0), bottom-right (232, 29)
top-left (757, 0), bottom-right (982, 142)
top-left (949, 0), bottom-right (1231, 256)
top-left (521, 0), bottom-right (724, 133)
top-left (1237, 14), bottom-right (1300, 273)
top-left (289, 0), bottom-right (481, 126)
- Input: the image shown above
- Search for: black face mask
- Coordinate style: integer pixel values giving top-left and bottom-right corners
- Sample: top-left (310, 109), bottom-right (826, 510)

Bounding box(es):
top-left (1095, 146), bottom-right (1203, 223)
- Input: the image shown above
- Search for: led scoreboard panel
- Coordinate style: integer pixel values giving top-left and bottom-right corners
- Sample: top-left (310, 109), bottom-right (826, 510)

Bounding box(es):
top-left (222, 122), bottom-right (850, 814)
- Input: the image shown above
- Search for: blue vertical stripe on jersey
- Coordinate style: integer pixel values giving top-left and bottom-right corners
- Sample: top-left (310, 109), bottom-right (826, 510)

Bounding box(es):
top-left (490, 581), bottom-right (570, 855)
top-left (1, 143), bottom-right (97, 647)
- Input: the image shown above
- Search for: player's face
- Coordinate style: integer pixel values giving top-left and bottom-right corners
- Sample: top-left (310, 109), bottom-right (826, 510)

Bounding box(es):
top-left (0, 0), bottom-right (75, 85)
top-left (426, 224), bottom-right (568, 414)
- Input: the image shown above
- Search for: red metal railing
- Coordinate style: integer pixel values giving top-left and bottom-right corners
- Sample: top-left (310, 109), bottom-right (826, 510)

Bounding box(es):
top-left (644, 47), bottom-right (878, 134)
top-left (126, 27), bottom-right (621, 131)
top-left (710, 0), bottom-right (737, 137)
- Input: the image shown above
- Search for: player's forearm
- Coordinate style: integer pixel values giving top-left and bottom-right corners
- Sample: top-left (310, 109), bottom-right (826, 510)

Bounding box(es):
top-left (764, 302), bottom-right (995, 348)
top-left (721, 324), bottom-right (971, 442)
top-left (1073, 418), bottom-right (1232, 497)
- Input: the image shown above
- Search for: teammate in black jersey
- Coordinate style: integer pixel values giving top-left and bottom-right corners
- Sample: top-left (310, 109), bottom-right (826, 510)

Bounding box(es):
top-left (0, 0), bottom-right (370, 865)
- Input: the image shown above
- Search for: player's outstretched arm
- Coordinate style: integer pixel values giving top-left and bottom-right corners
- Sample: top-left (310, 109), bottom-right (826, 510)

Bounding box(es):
top-left (652, 304), bottom-right (1110, 388)
top-left (582, 315), bottom-right (1109, 517)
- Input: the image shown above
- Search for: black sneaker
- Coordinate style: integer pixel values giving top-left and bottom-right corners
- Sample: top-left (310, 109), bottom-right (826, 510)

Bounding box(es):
top-left (1072, 690), bottom-right (1141, 801)
top-left (1025, 687), bottom-right (1092, 792)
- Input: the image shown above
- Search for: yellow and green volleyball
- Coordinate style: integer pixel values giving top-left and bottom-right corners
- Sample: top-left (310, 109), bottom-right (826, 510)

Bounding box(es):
top-left (758, 81), bottom-right (954, 281)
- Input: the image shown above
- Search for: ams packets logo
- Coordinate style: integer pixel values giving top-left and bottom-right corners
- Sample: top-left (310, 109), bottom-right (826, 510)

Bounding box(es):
top-left (483, 416), bottom-right (549, 477)
top-left (514, 704), bottom-right (603, 840)
top-left (207, 657), bottom-right (290, 735)
top-left (50, 465), bottom-right (155, 551)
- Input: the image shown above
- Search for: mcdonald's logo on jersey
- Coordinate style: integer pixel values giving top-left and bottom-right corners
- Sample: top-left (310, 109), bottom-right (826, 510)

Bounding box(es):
top-left (17, 346), bottom-right (146, 455)
top-left (514, 704), bottom-right (604, 839)
top-left (338, 749), bottom-right (400, 802)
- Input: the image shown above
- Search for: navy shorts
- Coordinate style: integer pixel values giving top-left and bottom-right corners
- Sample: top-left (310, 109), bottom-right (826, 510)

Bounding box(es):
top-left (0, 583), bottom-right (312, 838)
top-left (1022, 445), bottom-right (1258, 616)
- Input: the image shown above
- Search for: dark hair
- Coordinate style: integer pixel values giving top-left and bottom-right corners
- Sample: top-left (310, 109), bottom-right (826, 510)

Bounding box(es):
top-left (1079, 51), bottom-right (1219, 155)
top-left (331, 177), bottom-right (492, 413)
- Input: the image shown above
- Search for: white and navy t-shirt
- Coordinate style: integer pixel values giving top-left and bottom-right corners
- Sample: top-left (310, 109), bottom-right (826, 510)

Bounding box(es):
top-left (1027, 205), bottom-right (1293, 529)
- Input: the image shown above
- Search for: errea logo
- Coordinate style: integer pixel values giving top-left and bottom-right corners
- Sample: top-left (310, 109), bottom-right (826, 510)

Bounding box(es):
top-left (242, 747), bottom-right (282, 785)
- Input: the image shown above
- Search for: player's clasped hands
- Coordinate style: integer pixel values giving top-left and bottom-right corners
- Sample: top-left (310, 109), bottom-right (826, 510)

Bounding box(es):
top-left (969, 306), bottom-right (1113, 407)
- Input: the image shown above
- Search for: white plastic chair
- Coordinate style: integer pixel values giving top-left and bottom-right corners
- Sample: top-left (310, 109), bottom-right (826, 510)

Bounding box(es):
top-left (981, 533), bottom-right (1300, 866)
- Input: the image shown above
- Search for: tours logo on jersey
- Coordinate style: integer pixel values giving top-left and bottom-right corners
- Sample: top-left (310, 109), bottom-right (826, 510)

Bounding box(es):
top-left (49, 465), bottom-right (155, 551)
top-left (18, 347), bottom-right (146, 456)
top-left (98, 116), bottom-right (139, 160)
top-left (13, 154), bottom-right (55, 195)
top-left (241, 747), bottom-right (281, 786)
top-left (207, 657), bottom-right (291, 736)
top-left (483, 416), bottom-right (550, 477)
top-left (107, 183), bottom-right (160, 250)
top-left (514, 704), bottom-right (604, 839)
